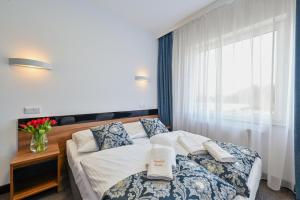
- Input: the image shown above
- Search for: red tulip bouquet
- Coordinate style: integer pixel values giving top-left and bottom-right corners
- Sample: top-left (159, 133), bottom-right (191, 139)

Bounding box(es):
top-left (20, 118), bottom-right (57, 153)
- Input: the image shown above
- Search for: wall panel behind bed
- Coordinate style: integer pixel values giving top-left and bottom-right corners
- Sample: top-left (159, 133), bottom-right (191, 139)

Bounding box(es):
top-left (17, 109), bottom-right (158, 170)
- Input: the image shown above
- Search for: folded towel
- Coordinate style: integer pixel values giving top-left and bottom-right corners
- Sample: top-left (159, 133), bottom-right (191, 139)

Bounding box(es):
top-left (178, 135), bottom-right (207, 155)
top-left (150, 134), bottom-right (176, 148)
top-left (147, 145), bottom-right (175, 181)
top-left (146, 144), bottom-right (176, 167)
top-left (203, 141), bottom-right (237, 163)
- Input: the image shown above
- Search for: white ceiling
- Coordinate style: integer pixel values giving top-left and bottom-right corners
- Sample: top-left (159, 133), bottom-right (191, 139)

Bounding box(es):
top-left (95, 0), bottom-right (215, 38)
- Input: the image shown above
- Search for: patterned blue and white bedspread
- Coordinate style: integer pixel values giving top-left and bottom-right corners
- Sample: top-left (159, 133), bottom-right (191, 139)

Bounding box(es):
top-left (103, 155), bottom-right (236, 200)
top-left (188, 141), bottom-right (260, 197)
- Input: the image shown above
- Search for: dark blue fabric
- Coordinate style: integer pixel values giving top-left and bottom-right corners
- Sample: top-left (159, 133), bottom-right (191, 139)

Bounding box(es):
top-left (158, 32), bottom-right (173, 127)
top-left (295, 1), bottom-right (300, 199)
top-left (103, 155), bottom-right (237, 200)
top-left (189, 141), bottom-right (260, 197)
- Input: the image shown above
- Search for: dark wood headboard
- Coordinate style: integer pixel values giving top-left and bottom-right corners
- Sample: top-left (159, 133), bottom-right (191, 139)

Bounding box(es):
top-left (17, 109), bottom-right (158, 168)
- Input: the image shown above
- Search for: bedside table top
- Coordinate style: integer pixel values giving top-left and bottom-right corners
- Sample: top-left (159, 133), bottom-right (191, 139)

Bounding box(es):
top-left (11, 143), bottom-right (60, 168)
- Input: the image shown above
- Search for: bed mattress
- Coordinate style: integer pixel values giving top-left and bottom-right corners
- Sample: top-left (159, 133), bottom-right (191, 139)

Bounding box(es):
top-left (66, 136), bottom-right (261, 200)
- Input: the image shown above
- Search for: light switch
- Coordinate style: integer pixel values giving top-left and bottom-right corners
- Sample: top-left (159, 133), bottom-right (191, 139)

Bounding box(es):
top-left (24, 107), bottom-right (41, 114)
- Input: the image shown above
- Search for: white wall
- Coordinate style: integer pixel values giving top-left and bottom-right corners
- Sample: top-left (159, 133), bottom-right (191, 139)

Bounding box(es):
top-left (0, 0), bottom-right (158, 186)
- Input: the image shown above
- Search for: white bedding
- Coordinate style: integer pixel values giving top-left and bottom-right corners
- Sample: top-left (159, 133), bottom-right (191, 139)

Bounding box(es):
top-left (67, 131), bottom-right (262, 200)
top-left (67, 139), bottom-right (98, 200)
top-left (66, 138), bottom-right (150, 200)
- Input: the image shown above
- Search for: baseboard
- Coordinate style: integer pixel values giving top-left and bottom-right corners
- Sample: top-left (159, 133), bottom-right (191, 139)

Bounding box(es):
top-left (0, 184), bottom-right (9, 194)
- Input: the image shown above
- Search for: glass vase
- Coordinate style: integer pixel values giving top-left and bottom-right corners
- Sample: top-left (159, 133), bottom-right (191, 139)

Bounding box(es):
top-left (30, 134), bottom-right (48, 153)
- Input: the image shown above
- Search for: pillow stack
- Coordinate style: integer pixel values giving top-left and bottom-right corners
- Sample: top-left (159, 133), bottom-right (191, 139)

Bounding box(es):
top-left (72, 117), bottom-right (169, 153)
top-left (90, 122), bottom-right (133, 151)
top-left (140, 118), bottom-right (169, 138)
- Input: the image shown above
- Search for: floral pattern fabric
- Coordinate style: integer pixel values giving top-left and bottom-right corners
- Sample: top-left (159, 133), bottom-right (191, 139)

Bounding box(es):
top-left (188, 141), bottom-right (260, 197)
top-left (90, 122), bottom-right (133, 151)
top-left (140, 118), bottom-right (169, 138)
top-left (103, 155), bottom-right (236, 200)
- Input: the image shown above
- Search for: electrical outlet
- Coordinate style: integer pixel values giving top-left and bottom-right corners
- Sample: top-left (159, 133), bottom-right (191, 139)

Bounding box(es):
top-left (24, 107), bottom-right (41, 114)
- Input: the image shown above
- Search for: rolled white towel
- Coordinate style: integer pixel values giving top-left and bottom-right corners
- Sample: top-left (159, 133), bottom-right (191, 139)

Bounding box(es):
top-left (203, 141), bottom-right (237, 163)
top-left (147, 145), bottom-right (175, 181)
top-left (178, 135), bottom-right (207, 155)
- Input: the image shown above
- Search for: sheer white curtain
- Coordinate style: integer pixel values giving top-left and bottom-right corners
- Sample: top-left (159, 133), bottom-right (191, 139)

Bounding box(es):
top-left (172, 0), bottom-right (295, 190)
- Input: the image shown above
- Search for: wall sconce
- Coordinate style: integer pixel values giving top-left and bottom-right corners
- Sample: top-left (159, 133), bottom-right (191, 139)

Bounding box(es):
top-left (135, 75), bottom-right (148, 81)
top-left (9, 58), bottom-right (52, 70)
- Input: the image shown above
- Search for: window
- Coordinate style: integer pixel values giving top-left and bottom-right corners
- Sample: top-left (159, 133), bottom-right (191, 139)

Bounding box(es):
top-left (195, 31), bottom-right (284, 123)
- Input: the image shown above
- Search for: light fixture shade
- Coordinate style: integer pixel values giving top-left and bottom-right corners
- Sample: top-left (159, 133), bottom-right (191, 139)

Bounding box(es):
top-left (135, 75), bottom-right (148, 81)
top-left (9, 58), bottom-right (52, 70)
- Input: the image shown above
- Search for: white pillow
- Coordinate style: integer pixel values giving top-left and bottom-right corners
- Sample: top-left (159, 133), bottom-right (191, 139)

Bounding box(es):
top-left (72, 129), bottom-right (98, 153)
top-left (123, 121), bottom-right (147, 139)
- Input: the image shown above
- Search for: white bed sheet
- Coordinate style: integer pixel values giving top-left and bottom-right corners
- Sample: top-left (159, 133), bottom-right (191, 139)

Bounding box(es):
top-left (67, 134), bottom-right (261, 200)
top-left (66, 138), bottom-right (151, 200)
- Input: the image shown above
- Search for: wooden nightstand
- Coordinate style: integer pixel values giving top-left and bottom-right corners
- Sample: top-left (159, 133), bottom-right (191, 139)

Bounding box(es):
top-left (10, 143), bottom-right (62, 200)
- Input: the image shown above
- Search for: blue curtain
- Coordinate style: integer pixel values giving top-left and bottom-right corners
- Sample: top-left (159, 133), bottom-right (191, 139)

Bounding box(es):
top-left (295, 1), bottom-right (300, 199)
top-left (158, 32), bottom-right (173, 127)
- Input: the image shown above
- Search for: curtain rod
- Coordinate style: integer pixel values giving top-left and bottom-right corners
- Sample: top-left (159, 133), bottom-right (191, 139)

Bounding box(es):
top-left (157, 0), bottom-right (234, 38)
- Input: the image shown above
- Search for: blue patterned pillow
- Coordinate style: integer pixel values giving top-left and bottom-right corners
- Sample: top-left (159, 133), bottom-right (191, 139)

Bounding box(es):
top-left (140, 118), bottom-right (169, 138)
top-left (90, 122), bottom-right (133, 151)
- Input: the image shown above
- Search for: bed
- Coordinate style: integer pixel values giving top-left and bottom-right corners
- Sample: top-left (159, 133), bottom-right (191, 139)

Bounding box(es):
top-left (66, 130), bottom-right (262, 200)
top-left (17, 111), bottom-right (262, 200)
